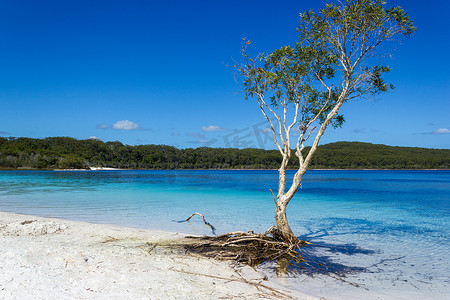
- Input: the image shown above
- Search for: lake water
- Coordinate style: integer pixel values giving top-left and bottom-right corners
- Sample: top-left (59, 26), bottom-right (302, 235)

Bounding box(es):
top-left (0, 170), bottom-right (449, 299)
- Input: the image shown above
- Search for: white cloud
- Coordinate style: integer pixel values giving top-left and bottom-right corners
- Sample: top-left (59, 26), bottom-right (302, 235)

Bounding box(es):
top-left (433, 128), bottom-right (450, 134)
top-left (202, 125), bottom-right (227, 132)
top-left (249, 127), bottom-right (272, 136)
top-left (97, 124), bottom-right (108, 129)
top-left (112, 120), bottom-right (141, 130)
top-left (415, 128), bottom-right (450, 135)
top-left (89, 136), bottom-right (101, 140)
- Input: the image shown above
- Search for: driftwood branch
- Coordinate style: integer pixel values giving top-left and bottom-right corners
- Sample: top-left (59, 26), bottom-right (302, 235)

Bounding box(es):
top-left (168, 267), bottom-right (293, 299)
top-left (182, 212), bottom-right (216, 234)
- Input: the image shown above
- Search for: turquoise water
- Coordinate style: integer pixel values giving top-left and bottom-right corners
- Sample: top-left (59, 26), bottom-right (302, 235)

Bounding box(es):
top-left (0, 170), bottom-right (449, 299)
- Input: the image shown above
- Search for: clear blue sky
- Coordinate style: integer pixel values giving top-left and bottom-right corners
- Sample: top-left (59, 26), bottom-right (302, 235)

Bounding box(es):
top-left (0, 0), bottom-right (449, 149)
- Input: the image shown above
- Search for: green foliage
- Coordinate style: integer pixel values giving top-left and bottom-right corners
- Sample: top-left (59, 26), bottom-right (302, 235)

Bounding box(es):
top-left (0, 137), bottom-right (447, 170)
top-left (298, 0), bottom-right (415, 95)
top-left (308, 142), bottom-right (449, 169)
top-left (238, 0), bottom-right (415, 144)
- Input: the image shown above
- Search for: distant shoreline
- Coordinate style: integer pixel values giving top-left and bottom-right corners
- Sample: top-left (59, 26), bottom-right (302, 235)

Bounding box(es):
top-left (2, 139), bottom-right (449, 170)
top-left (1, 168), bottom-right (448, 171)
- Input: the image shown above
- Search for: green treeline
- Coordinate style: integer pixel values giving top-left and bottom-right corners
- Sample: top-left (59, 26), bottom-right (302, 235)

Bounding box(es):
top-left (0, 137), bottom-right (448, 170)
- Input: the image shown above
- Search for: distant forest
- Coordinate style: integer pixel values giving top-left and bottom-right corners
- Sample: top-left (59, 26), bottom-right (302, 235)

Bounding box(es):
top-left (0, 137), bottom-right (448, 170)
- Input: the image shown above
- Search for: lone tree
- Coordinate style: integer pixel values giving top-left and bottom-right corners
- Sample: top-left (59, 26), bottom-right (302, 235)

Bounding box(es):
top-left (237, 0), bottom-right (415, 243)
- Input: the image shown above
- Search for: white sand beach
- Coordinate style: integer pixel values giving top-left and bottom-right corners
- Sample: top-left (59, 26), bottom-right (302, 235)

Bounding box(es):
top-left (0, 211), bottom-right (317, 300)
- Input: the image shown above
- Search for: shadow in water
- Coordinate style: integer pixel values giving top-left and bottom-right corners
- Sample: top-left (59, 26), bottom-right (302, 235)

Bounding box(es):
top-left (273, 227), bottom-right (378, 276)
top-left (288, 241), bottom-right (371, 276)
top-left (267, 230), bottom-right (378, 277)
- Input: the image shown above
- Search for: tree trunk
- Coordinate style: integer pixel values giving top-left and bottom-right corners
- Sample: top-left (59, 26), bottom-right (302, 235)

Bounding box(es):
top-left (275, 203), bottom-right (297, 243)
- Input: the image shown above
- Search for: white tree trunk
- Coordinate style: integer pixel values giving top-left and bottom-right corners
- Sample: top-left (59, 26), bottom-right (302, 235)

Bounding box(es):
top-left (274, 194), bottom-right (296, 242)
top-left (273, 88), bottom-right (349, 243)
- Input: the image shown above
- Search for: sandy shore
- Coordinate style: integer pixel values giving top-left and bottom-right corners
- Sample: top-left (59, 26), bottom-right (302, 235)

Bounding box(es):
top-left (0, 212), bottom-right (317, 299)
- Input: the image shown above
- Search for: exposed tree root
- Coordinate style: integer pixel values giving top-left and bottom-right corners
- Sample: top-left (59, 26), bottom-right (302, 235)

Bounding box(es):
top-left (185, 228), bottom-right (309, 267)
top-left (180, 213), bottom-right (310, 269)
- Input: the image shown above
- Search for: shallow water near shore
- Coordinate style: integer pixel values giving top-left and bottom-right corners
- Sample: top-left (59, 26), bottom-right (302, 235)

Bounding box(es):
top-left (0, 170), bottom-right (449, 299)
